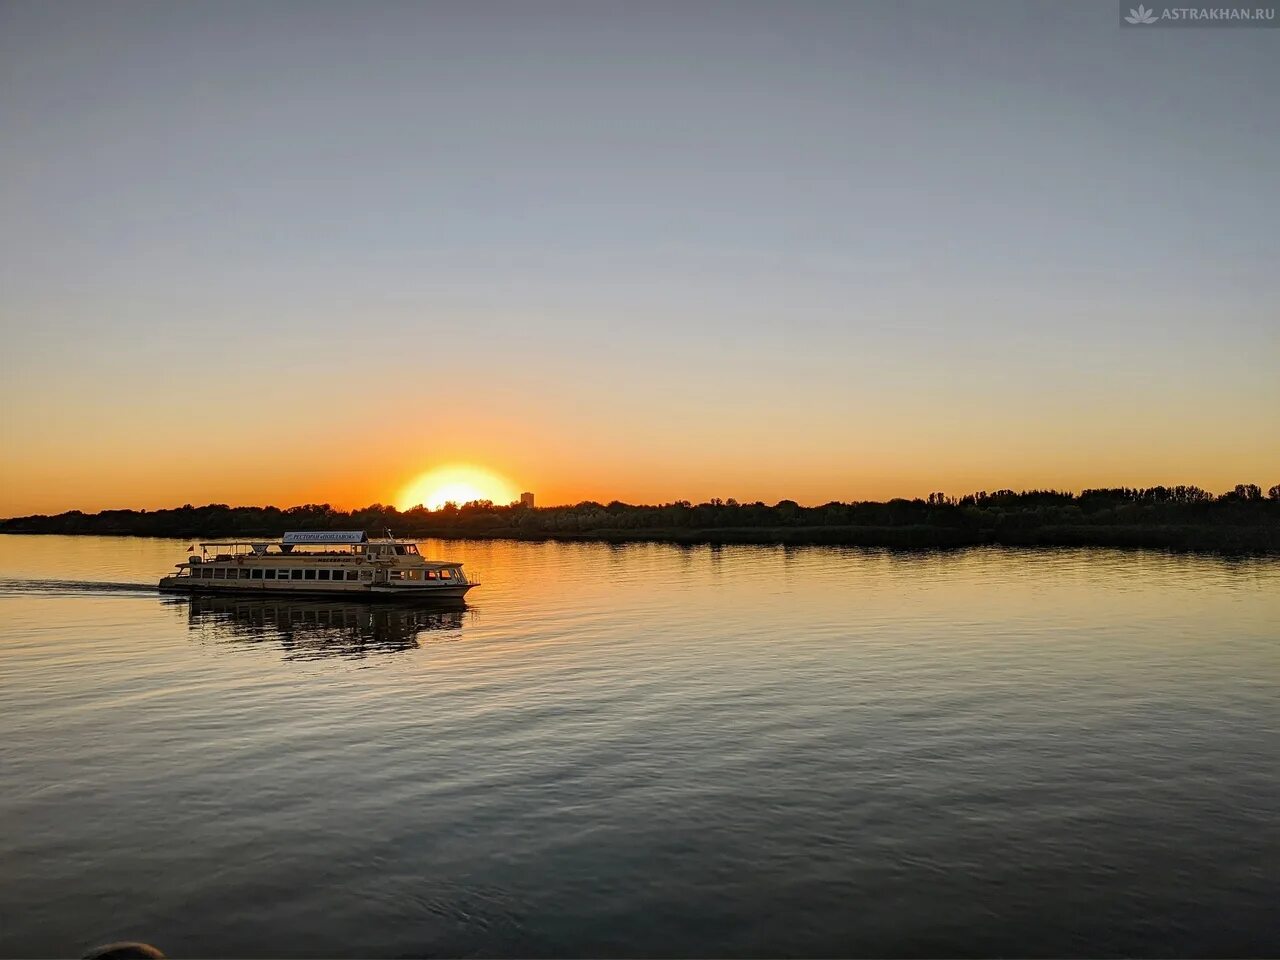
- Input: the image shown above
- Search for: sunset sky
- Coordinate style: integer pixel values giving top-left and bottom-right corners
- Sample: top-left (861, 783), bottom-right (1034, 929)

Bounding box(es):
top-left (1, 0), bottom-right (1277, 516)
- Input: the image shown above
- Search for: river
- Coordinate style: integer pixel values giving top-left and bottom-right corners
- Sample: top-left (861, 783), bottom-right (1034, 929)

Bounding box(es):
top-left (1, 535), bottom-right (1276, 957)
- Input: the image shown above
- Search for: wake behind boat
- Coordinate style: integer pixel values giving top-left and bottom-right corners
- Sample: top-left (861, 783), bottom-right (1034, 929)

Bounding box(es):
top-left (157, 531), bottom-right (477, 600)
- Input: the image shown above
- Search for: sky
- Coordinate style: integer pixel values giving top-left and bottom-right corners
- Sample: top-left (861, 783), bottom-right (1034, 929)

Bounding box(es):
top-left (1, 0), bottom-right (1277, 515)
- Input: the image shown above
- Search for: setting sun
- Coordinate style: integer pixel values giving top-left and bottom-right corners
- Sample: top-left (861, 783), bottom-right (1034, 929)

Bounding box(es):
top-left (396, 465), bottom-right (519, 511)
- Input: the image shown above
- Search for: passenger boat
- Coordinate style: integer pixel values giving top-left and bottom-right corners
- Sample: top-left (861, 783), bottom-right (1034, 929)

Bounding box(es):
top-left (157, 531), bottom-right (477, 599)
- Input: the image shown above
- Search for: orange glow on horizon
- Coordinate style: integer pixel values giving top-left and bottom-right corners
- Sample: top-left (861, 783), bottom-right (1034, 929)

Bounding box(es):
top-left (395, 464), bottom-right (520, 511)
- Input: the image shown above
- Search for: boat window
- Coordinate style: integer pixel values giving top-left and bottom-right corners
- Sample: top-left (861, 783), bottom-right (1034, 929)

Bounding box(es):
top-left (360, 570), bottom-right (373, 581)
top-left (265, 569), bottom-right (276, 580)
top-left (346, 570), bottom-right (359, 581)
top-left (213, 568), bottom-right (226, 579)
top-left (240, 568), bottom-right (251, 579)
top-left (251, 569), bottom-right (263, 580)
top-left (439, 569), bottom-right (452, 579)
top-left (425, 570), bottom-right (438, 579)
top-left (389, 570), bottom-right (403, 580)
top-left (304, 569), bottom-right (317, 580)
top-left (291, 569), bottom-right (304, 580)
top-left (317, 569), bottom-right (330, 581)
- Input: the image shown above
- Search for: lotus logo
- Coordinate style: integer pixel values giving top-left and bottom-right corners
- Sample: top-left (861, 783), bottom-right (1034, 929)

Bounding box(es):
top-left (1125, 4), bottom-right (1160, 22)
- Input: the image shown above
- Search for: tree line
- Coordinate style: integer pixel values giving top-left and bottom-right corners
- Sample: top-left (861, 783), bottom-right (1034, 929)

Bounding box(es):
top-left (3, 483), bottom-right (1278, 551)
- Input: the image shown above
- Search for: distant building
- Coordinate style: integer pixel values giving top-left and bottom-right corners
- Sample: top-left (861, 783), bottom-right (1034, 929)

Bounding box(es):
top-left (520, 492), bottom-right (536, 508)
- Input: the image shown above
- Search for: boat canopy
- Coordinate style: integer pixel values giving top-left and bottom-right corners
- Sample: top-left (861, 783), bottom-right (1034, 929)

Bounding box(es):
top-left (198, 532), bottom-right (421, 548)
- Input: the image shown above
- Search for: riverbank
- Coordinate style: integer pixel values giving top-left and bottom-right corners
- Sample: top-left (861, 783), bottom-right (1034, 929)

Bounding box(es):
top-left (2, 522), bottom-right (1277, 553)
top-left (4, 489), bottom-right (1277, 554)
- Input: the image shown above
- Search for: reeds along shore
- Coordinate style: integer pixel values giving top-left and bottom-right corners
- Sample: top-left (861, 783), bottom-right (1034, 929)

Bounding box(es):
top-left (3, 486), bottom-right (1279, 553)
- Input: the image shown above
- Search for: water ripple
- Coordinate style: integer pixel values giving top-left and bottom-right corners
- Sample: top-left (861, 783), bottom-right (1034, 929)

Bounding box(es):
top-left (0, 535), bottom-right (1277, 957)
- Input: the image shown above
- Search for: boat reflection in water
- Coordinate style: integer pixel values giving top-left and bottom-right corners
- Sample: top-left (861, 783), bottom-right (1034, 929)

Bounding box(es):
top-left (177, 593), bottom-right (468, 660)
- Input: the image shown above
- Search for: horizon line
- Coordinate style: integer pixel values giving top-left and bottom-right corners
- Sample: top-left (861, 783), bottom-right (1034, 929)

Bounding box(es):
top-left (5, 481), bottom-right (1278, 521)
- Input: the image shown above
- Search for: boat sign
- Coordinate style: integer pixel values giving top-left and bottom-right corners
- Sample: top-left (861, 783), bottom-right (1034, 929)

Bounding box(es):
top-left (280, 531), bottom-right (369, 545)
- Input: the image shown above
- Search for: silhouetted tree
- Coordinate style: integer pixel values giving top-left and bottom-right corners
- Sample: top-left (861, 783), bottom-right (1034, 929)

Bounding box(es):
top-left (3, 483), bottom-right (1278, 551)
top-left (1225, 484), bottom-right (1263, 502)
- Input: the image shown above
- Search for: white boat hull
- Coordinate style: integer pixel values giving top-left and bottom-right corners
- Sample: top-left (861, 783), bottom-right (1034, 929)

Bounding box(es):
top-left (158, 576), bottom-right (473, 601)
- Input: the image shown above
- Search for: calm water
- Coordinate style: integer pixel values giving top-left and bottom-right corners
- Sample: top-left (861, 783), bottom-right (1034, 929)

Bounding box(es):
top-left (1, 535), bottom-right (1277, 958)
